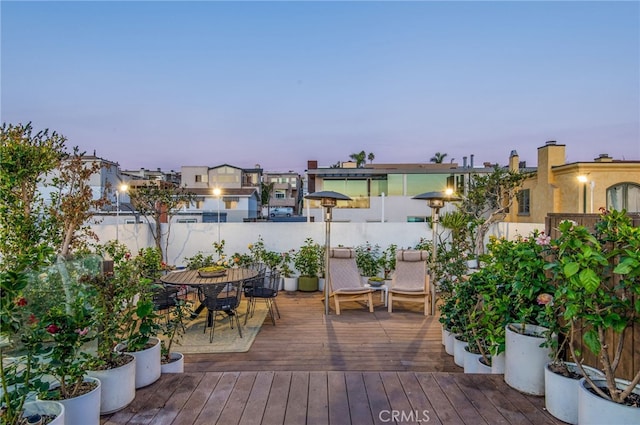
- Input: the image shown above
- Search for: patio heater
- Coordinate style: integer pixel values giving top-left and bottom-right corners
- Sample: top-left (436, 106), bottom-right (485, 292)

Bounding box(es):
top-left (412, 190), bottom-right (460, 315)
top-left (305, 190), bottom-right (352, 315)
top-left (115, 184), bottom-right (128, 242)
top-left (213, 188), bottom-right (222, 244)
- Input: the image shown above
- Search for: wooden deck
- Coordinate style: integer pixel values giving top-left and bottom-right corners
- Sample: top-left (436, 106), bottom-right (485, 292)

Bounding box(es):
top-left (101, 291), bottom-right (564, 425)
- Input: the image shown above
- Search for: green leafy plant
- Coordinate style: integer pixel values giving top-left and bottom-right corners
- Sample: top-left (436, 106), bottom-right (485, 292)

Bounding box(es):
top-left (355, 242), bottom-right (382, 277)
top-left (545, 211), bottom-right (640, 404)
top-left (380, 244), bottom-right (397, 279)
top-left (293, 238), bottom-right (321, 277)
top-left (278, 250), bottom-right (295, 278)
top-left (157, 293), bottom-right (193, 363)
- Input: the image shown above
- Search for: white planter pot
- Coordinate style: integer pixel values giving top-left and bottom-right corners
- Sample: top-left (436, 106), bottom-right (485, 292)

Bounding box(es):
top-left (441, 327), bottom-right (446, 346)
top-left (444, 330), bottom-right (455, 356)
top-left (116, 336), bottom-right (161, 388)
top-left (55, 376), bottom-right (101, 425)
top-left (544, 362), bottom-right (604, 425)
top-left (283, 277), bottom-right (297, 292)
top-left (318, 277), bottom-right (325, 292)
top-left (491, 352), bottom-right (505, 374)
top-left (22, 401), bottom-right (65, 425)
top-left (87, 354), bottom-right (136, 414)
top-left (477, 356), bottom-right (493, 373)
top-left (453, 335), bottom-right (468, 367)
top-left (504, 323), bottom-right (554, 395)
top-left (161, 352), bottom-right (185, 374)
top-left (463, 346), bottom-right (485, 374)
top-left (578, 377), bottom-right (640, 425)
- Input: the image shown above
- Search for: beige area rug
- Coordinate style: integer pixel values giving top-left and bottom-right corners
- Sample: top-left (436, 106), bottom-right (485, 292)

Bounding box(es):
top-left (176, 299), bottom-right (268, 353)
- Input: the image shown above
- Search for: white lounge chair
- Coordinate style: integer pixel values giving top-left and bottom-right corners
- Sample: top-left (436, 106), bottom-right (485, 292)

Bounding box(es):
top-left (387, 249), bottom-right (430, 315)
top-left (328, 248), bottom-right (374, 315)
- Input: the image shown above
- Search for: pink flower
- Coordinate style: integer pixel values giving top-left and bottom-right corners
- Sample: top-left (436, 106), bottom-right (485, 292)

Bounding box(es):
top-left (15, 297), bottom-right (27, 307)
top-left (27, 314), bottom-right (38, 325)
top-left (535, 233), bottom-right (551, 246)
top-left (75, 327), bottom-right (89, 336)
top-left (46, 324), bottom-right (61, 334)
top-left (537, 293), bottom-right (554, 306)
top-left (125, 252), bottom-right (131, 260)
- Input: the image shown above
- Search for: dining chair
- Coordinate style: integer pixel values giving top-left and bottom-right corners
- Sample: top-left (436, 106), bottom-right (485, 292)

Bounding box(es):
top-left (199, 281), bottom-right (244, 342)
top-left (244, 270), bottom-right (281, 325)
top-left (328, 247), bottom-right (374, 315)
top-left (387, 249), bottom-right (430, 315)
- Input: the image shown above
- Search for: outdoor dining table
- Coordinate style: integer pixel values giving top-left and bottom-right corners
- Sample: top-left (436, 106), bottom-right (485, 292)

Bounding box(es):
top-left (160, 267), bottom-right (259, 324)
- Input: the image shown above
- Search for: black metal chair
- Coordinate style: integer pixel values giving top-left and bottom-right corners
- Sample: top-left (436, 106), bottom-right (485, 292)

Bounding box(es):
top-left (152, 283), bottom-right (179, 311)
top-left (199, 281), bottom-right (244, 342)
top-left (244, 270), bottom-right (281, 326)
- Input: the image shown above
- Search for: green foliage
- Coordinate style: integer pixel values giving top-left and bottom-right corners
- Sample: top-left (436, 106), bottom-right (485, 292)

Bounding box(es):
top-left (379, 244), bottom-right (397, 279)
top-left (293, 238), bottom-right (321, 277)
top-left (545, 210), bottom-right (640, 403)
top-left (355, 242), bottom-right (382, 277)
top-left (157, 293), bottom-right (193, 362)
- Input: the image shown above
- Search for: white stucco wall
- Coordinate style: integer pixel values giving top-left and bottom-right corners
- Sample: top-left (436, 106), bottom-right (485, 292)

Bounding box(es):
top-left (91, 221), bottom-right (543, 266)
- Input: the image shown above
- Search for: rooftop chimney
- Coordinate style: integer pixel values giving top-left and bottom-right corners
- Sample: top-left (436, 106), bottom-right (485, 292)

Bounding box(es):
top-left (463, 156), bottom-right (468, 168)
top-left (470, 154), bottom-right (474, 168)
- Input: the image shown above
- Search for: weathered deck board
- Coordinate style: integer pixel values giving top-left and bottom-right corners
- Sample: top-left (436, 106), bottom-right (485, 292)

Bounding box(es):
top-left (100, 292), bottom-right (564, 425)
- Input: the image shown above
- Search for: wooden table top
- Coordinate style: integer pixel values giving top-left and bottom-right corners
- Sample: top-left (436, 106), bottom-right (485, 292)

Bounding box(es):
top-left (160, 268), bottom-right (258, 287)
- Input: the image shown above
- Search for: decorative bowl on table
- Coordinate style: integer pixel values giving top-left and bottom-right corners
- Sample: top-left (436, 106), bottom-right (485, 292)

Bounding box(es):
top-left (198, 266), bottom-right (227, 278)
top-left (367, 277), bottom-right (385, 287)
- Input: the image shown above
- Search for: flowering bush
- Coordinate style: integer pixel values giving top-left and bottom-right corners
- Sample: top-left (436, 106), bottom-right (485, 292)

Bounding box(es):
top-left (380, 244), bottom-right (398, 279)
top-left (279, 250), bottom-right (295, 278)
top-left (355, 242), bottom-right (382, 277)
top-left (293, 238), bottom-right (321, 277)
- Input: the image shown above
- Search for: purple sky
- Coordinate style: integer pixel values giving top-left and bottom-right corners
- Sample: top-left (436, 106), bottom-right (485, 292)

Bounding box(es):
top-left (2, 1), bottom-right (638, 174)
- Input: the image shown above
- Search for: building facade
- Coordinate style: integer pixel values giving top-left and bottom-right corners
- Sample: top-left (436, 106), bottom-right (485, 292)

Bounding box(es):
top-left (509, 141), bottom-right (640, 223)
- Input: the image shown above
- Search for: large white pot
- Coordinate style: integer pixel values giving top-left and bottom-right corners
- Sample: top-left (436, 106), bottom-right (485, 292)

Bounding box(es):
top-left (87, 354), bottom-right (136, 414)
top-left (283, 277), bottom-right (297, 292)
top-left (453, 335), bottom-right (468, 367)
top-left (578, 377), bottom-right (640, 425)
top-left (441, 327), bottom-right (447, 346)
top-left (22, 401), bottom-right (65, 425)
top-left (504, 323), bottom-right (554, 395)
top-left (116, 336), bottom-right (161, 388)
top-left (463, 346), bottom-right (485, 374)
top-left (444, 330), bottom-right (455, 356)
top-left (161, 352), bottom-right (184, 374)
top-left (544, 362), bottom-right (604, 425)
top-left (318, 277), bottom-right (325, 292)
top-left (55, 376), bottom-right (101, 425)
top-left (491, 352), bottom-right (505, 374)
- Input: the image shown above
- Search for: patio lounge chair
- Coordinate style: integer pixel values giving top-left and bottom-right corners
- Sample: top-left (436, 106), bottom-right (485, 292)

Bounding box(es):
top-left (329, 247), bottom-right (374, 315)
top-left (387, 249), bottom-right (430, 315)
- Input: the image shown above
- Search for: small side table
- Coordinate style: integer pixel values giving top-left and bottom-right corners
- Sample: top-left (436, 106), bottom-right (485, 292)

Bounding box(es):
top-left (364, 283), bottom-right (389, 307)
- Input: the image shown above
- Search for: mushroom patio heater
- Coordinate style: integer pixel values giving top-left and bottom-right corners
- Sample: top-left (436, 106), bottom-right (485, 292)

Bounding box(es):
top-left (412, 190), bottom-right (460, 315)
top-left (305, 190), bottom-right (352, 315)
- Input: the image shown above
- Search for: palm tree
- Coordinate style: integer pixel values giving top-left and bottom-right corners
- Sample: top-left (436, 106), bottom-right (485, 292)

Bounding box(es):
top-left (349, 151), bottom-right (367, 168)
top-left (367, 152), bottom-right (375, 164)
top-left (430, 152), bottom-right (448, 164)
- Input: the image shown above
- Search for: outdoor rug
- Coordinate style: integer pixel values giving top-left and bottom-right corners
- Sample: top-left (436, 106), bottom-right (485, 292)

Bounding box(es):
top-left (177, 299), bottom-right (268, 353)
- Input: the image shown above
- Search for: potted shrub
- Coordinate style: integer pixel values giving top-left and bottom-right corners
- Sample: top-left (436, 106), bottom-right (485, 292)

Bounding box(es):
top-left (355, 242), bottom-right (382, 281)
top-left (545, 211), bottom-right (640, 424)
top-left (279, 250), bottom-right (297, 292)
top-left (157, 293), bottom-right (192, 374)
top-left (293, 238), bottom-right (321, 292)
top-left (114, 246), bottom-right (163, 389)
top-left (24, 256), bottom-right (105, 425)
top-left (502, 231), bottom-right (556, 396)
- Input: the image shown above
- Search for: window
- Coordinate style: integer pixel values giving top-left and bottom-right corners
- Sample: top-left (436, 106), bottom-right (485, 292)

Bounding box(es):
top-left (195, 174), bottom-right (208, 183)
top-left (607, 183), bottom-right (640, 212)
top-left (274, 191), bottom-right (285, 199)
top-left (177, 218), bottom-right (197, 223)
top-left (517, 189), bottom-right (530, 215)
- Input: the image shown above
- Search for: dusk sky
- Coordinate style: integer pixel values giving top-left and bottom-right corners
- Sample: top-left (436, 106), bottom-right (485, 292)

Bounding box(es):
top-left (2, 1), bottom-right (638, 174)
